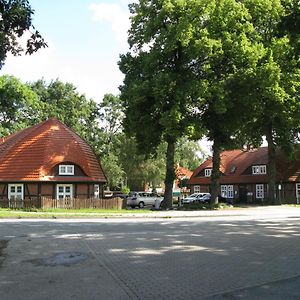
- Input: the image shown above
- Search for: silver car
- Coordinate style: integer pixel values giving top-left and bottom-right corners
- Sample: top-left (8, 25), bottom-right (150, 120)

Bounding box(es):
top-left (182, 193), bottom-right (211, 204)
top-left (127, 192), bottom-right (163, 208)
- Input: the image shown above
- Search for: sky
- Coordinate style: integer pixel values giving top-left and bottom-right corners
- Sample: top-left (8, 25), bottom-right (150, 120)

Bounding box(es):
top-left (0, 0), bottom-right (215, 154)
top-left (1, 0), bottom-right (134, 103)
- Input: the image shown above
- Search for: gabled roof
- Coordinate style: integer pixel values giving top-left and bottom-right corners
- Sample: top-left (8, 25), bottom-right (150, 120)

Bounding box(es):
top-left (175, 165), bottom-right (193, 180)
top-left (0, 118), bottom-right (107, 182)
top-left (188, 147), bottom-right (300, 185)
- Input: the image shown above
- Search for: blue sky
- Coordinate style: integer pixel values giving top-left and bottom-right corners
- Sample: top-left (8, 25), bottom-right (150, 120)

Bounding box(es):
top-left (1, 0), bottom-right (133, 102)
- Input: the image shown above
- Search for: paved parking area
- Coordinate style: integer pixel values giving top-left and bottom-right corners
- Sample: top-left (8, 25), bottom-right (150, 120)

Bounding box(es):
top-left (0, 207), bottom-right (300, 299)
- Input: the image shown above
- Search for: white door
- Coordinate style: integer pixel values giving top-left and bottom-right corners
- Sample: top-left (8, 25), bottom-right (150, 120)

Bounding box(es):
top-left (57, 184), bottom-right (73, 200)
top-left (8, 184), bottom-right (24, 207)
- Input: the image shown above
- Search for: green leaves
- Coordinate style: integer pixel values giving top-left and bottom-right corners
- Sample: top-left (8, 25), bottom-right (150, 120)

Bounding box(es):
top-left (0, 0), bottom-right (47, 68)
top-left (0, 75), bottom-right (43, 136)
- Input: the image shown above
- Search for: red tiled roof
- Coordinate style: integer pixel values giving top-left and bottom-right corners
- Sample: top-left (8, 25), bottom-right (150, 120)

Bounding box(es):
top-left (175, 165), bottom-right (193, 180)
top-left (0, 118), bottom-right (107, 183)
top-left (187, 147), bottom-right (300, 185)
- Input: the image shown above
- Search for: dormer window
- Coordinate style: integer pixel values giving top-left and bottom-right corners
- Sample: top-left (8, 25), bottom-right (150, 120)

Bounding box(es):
top-left (59, 164), bottom-right (74, 175)
top-left (230, 166), bottom-right (237, 173)
top-left (252, 165), bottom-right (266, 175)
top-left (204, 168), bottom-right (212, 177)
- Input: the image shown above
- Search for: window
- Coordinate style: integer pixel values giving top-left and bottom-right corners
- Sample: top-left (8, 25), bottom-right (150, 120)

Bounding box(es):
top-left (204, 169), bottom-right (212, 177)
top-left (296, 183), bottom-right (300, 204)
top-left (256, 184), bottom-right (264, 199)
top-left (252, 165), bottom-right (266, 175)
top-left (194, 185), bottom-right (201, 193)
top-left (59, 164), bottom-right (74, 175)
top-left (221, 185), bottom-right (234, 198)
top-left (57, 184), bottom-right (73, 200)
top-left (230, 166), bottom-right (237, 174)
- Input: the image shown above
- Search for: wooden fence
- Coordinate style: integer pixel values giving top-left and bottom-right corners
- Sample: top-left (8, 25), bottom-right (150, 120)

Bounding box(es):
top-left (0, 197), bottom-right (124, 210)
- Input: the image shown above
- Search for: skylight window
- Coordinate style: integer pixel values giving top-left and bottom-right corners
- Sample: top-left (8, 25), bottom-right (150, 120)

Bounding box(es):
top-left (252, 165), bottom-right (266, 175)
top-left (204, 169), bottom-right (212, 177)
top-left (59, 165), bottom-right (74, 175)
top-left (230, 166), bottom-right (237, 173)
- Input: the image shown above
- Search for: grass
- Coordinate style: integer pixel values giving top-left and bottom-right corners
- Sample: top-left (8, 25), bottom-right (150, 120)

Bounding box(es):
top-left (0, 208), bottom-right (151, 219)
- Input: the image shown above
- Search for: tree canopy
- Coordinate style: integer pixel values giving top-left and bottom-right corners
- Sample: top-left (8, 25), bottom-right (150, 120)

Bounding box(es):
top-left (0, 0), bottom-right (47, 68)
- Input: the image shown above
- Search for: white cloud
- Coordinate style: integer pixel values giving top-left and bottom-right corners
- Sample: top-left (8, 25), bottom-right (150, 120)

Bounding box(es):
top-left (89, 3), bottom-right (130, 43)
top-left (0, 38), bottom-right (122, 102)
top-left (0, 2), bottom-right (138, 102)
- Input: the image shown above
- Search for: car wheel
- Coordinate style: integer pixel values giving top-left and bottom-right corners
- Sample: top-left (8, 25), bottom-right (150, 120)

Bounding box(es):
top-left (130, 205), bottom-right (135, 209)
top-left (138, 202), bottom-right (145, 208)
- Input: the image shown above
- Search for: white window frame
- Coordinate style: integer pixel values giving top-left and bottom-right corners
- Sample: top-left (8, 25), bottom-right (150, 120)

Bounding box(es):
top-left (59, 164), bottom-right (74, 175)
top-left (252, 165), bottom-right (266, 175)
top-left (221, 185), bottom-right (234, 198)
top-left (56, 184), bottom-right (73, 200)
top-left (8, 184), bottom-right (24, 208)
top-left (194, 185), bottom-right (201, 193)
top-left (204, 169), bottom-right (212, 177)
top-left (256, 184), bottom-right (264, 199)
top-left (296, 183), bottom-right (300, 204)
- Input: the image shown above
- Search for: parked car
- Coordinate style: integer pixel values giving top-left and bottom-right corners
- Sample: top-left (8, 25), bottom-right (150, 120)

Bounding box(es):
top-left (182, 193), bottom-right (211, 204)
top-left (127, 192), bottom-right (163, 208)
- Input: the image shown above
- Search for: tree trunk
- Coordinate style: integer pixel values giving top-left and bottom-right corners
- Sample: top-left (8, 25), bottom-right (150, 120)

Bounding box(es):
top-left (162, 138), bottom-right (176, 209)
top-left (266, 126), bottom-right (278, 205)
top-left (211, 139), bottom-right (221, 205)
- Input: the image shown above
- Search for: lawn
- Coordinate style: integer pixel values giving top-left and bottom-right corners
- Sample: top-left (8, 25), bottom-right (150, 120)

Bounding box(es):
top-left (0, 208), bottom-right (151, 219)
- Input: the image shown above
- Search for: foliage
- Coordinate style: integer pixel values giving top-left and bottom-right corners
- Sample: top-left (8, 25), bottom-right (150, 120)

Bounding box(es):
top-left (0, 75), bottom-right (44, 136)
top-left (182, 0), bottom-right (266, 204)
top-left (121, 186), bottom-right (130, 195)
top-left (175, 138), bottom-right (204, 171)
top-left (236, 0), bottom-right (300, 203)
top-left (0, 0), bottom-right (47, 68)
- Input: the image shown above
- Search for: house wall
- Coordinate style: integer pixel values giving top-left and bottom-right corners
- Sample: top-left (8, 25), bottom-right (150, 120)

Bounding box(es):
top-left (0, 182), bottom-right (104, 200)
top-left (280, 182), bottom-right (298, 204)
top-left (76, 184), bottom-right (89, 199)
top-left (190, 182), bottom-right (299, 204)
top-left (0, 183), bottom-right (6, 199)
top-left (41, 183), bottom-right (54, 198)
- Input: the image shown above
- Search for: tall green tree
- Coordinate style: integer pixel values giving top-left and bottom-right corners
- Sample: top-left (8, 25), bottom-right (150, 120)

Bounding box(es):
top-left (119, 0), bottom-right (203, 208)
top-left (0, 0), bottom-right (47, 68)
top-left (239, 0), bottom-right (300, 204)
top-left (97, 94), bottom-right (125, 189)
top-left (0, 75), bottom-right (44, 136)
top-left (190, 0), bottom-right (264, 204)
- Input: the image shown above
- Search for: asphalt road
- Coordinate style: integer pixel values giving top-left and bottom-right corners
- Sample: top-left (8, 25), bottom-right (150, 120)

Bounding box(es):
top-left (0, 207), bottom-right (299, 299)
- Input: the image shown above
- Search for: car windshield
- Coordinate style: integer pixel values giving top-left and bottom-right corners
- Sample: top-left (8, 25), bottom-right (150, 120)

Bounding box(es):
top-left (189, 194), bottom-right (199, 198)
top-left (128, 192), bottom-right (137, 197)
